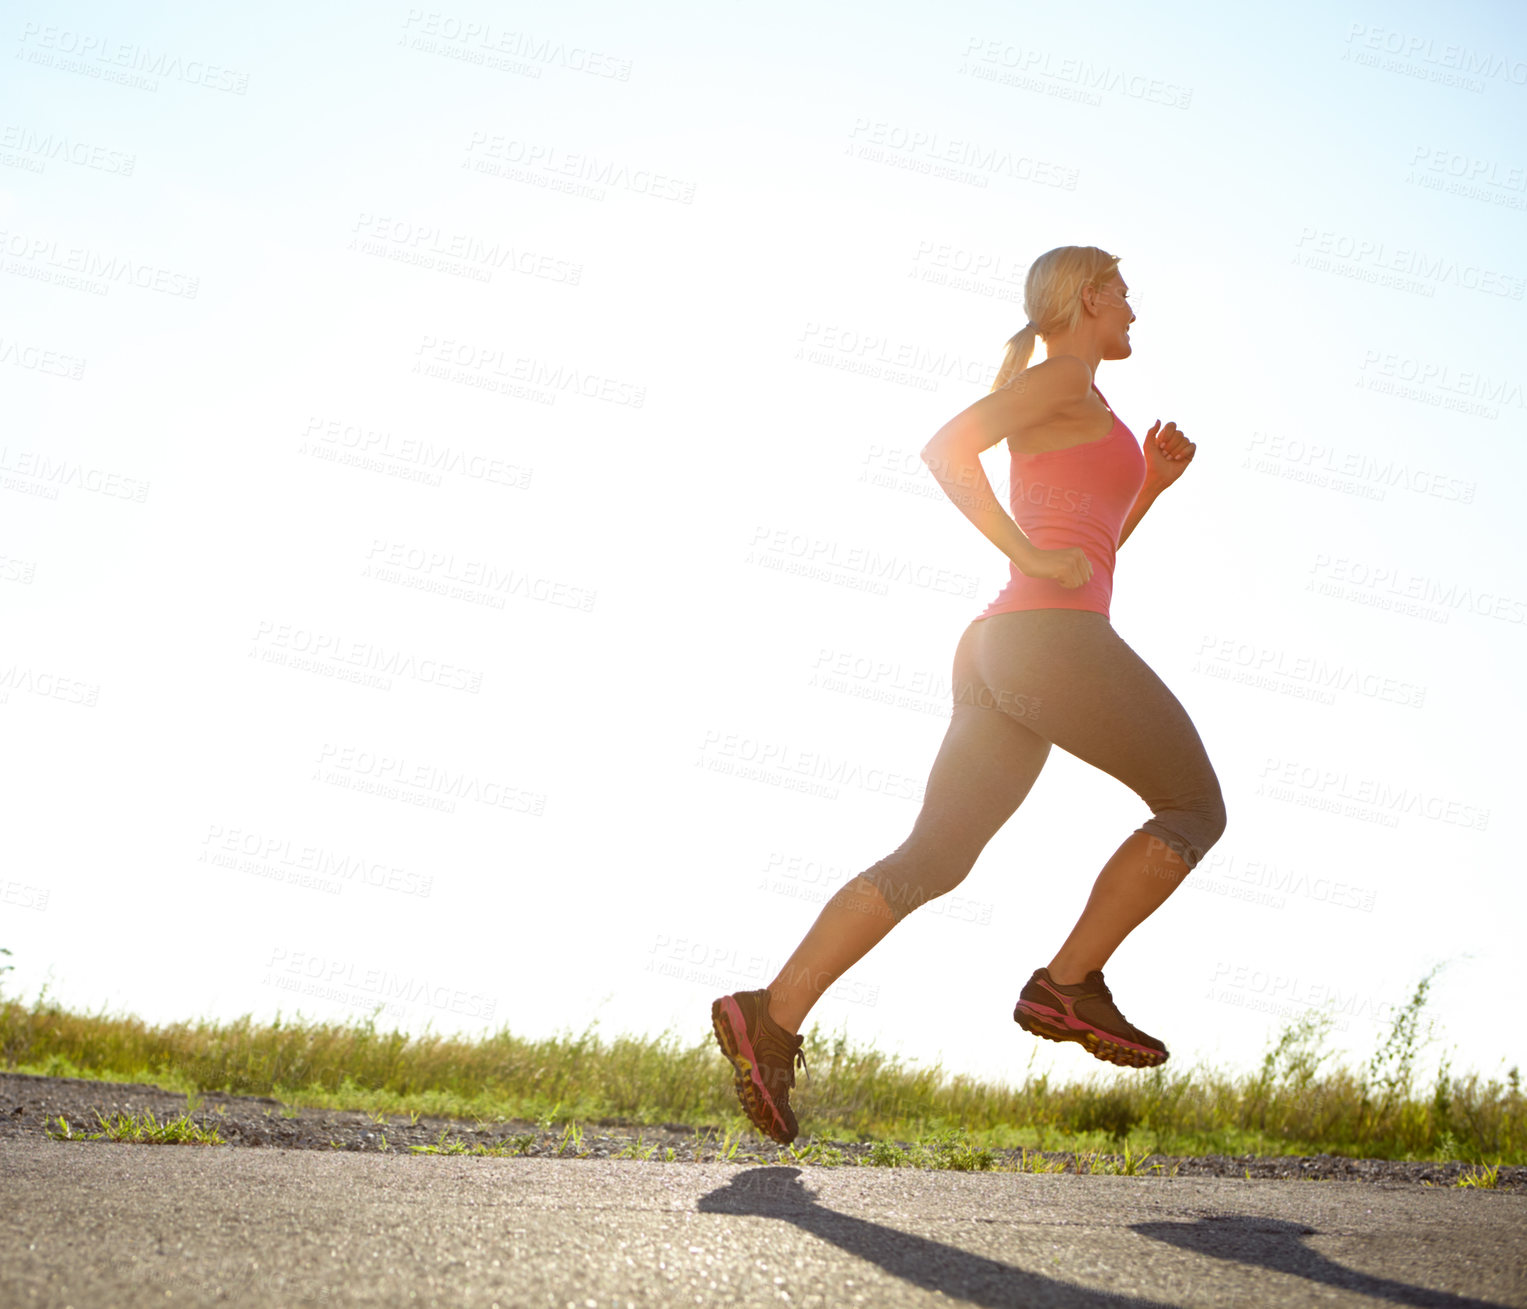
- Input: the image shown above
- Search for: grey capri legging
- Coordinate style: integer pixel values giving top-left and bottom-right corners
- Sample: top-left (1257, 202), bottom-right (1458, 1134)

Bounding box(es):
top-left (859, 608), bottom-right (1227, 922)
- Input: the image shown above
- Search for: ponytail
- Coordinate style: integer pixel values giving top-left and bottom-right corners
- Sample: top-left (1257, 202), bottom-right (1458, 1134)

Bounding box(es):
top-left (990, 322), bottom-right (1041, 393)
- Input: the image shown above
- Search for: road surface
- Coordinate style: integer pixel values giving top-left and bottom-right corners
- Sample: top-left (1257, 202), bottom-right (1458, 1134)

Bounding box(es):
top-left (2, 1139), bottom-right (1522, 1306)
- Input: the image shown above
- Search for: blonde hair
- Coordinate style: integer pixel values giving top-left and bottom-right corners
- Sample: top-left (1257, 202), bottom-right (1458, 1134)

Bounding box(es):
top-left (990, 245), bottom-right (1122, 393)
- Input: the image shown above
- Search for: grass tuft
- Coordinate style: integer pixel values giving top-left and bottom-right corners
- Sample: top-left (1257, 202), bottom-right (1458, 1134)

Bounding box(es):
top-left (1455, 1162), bottom-right (1500, 1189)
top-left (48, 1107), bottom-right (223, 1145)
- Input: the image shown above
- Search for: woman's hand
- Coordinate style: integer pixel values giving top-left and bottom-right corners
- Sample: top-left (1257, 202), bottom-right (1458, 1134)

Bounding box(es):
top-left (1018, 544), bottom-right (1093, 589)
top-left (1143, 420), bottom-right (1195, 488)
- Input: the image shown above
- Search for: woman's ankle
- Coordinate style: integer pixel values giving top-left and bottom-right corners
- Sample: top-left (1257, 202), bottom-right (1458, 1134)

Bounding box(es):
top-left (764, 990), bottom-right (803, 1036)
top-left (1045, 958), bottom-right (1096, 987)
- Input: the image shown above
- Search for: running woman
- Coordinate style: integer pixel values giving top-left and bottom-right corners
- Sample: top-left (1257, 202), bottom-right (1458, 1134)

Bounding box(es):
top-left (712, 245), bottom-right (1226, 1146)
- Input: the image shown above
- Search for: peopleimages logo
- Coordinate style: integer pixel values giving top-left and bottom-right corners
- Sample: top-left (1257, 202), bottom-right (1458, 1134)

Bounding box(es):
top-left (1193, 634), bottom-right (1427, 709)
top-left (797, 322), bottom-right (993, 388)
top-left (0, 663), bottom-right (100, 707)
top-left (1245, 429), bottom-right (1476, 503)
top-left (1206, 961), bottom-right (1395, 1030)
top-left (1, 879), bottom-right (50, 912)
top-left (746, 525), bottom-right (980, 599)
top-left (0, 341), bottom-right (89, 383)
top-left (461, 133), bottom-right (694, 204)
top-left (315, 742), bottom-right (548, 817)
top-left (300, 414), bottom-right (533, 491)
top-left (264, 947), bottom-right (495, 1020)
top-left (250, 618), bottom-right (484, 693)
top-left (1256, 757), bottom-right (1489, 832)
top-left (16, 22), bottom-right (252, 93)
top-left (759, 850), bottom-right (995, 927)
top-left (645, 934), bottom-right (879, 1008)
top-left (0, 124), bottom-right (136, 175)
top-left (696, 728), bottom-right (925, 803)
top-left (959, 36), bottom-right (1194, 109)
top-left (0, 226), bottom-right (200, 297)
top-left (1292, 228), bottom-right (1525, 299)
top-left (1342, 22), bottom-right (1527, 86)
top-left (400, 11), bottom-right (633, 81)
top-left (1357, 349), bottom-right (1523, 407)
top-left (846, 117), bottom-right (1079, 190)
top-left (199, 823), bottom-right (433, 898)
top-left (1306, 553), bottom-right (1525, 625)
top-left (347, 213), bottom-right (583, 284)
top-left (412, 333), bottom-right (647, 407)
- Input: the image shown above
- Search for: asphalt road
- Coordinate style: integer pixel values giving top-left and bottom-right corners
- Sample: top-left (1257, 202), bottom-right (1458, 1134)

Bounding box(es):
top-left (2, 1139), bottom-right (1523, 1307)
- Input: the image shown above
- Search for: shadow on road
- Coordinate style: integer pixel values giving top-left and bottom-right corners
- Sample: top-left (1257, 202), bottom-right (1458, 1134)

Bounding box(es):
top-left (700, 1168), bottom-right (1511, 1309)
top-left (1132, 1216), bottom-right (1511, 1309)
top-left (699, 1166), bottom-right (1179, 1307)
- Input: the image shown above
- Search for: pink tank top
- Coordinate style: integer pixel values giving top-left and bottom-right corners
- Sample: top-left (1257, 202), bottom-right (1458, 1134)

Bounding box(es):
top-left (974, 382), bottom-right (1146, 621)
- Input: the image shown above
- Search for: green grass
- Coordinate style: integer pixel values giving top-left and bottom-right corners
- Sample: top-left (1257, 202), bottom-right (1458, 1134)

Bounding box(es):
top-left (409, 1128), bottom-right (535, 1157)
top-left (47, 1107), bottom-right (223, 1145)
top-left (2, 962), bottom-right (1519, 1168)
top-left (1453, 1162), bottom-right (1499, 1188)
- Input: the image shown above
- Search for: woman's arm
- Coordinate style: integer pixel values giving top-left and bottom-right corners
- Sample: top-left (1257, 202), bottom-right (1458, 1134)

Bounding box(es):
top-left (1120, 418), bottom-right (1196, 548)
top-left (921, 356), bottom-right (1093, 575)
top-left (1118, 478), bottom-right (1167, 549)
top-left (921, 447), bottom-right (1040, 573)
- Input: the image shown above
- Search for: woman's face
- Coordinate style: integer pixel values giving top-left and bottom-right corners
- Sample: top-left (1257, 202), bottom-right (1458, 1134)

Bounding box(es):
top-left (1092, 275), bottom-right (1135, 357)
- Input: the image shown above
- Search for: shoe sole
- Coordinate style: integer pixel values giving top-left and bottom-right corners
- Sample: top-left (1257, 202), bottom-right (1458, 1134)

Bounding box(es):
top-left (711, 996), bottom-right (796, 1145)
top-left (1014, 1001), bottom-right (1168, 1069)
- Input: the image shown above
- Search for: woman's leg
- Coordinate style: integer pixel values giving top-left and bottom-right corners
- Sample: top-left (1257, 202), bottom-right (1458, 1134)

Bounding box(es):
top-left (972, 610), bottom-right (1227, 984)
top-left (763, 621), bottom-right (1051, 1034)
top-left (1044, 830), bottom-right (1187, 983)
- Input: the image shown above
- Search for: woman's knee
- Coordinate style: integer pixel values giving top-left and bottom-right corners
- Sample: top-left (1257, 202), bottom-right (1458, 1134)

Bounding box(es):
top-left (1138, 784), bottom-right (1227, 872)
top-left (857, 838), bottom-right (978, 925)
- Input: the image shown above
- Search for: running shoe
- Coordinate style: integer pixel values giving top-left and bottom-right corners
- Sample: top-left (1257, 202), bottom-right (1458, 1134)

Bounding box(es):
top-left (1014, 967), bottom-right (1168, 1068)
top-left (711, 988), bottom-right (809, 1145)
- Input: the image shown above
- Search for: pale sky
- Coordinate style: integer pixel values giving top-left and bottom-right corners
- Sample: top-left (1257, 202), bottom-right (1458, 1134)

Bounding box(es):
top-left (3, 0), bottom-right (1524, 1096)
